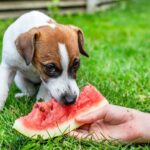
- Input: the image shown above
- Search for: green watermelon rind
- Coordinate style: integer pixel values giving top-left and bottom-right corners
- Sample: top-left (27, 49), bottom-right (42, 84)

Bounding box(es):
top-left (13, 98), bottom-right (108, 139)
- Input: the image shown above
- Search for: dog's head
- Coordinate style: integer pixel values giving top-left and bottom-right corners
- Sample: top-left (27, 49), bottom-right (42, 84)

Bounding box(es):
top-left (15, 24), bottom-right (88, 105)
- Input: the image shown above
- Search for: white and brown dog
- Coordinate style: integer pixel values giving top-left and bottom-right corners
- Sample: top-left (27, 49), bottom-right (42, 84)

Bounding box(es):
top-left (0, 11), bottom-right (88, 110)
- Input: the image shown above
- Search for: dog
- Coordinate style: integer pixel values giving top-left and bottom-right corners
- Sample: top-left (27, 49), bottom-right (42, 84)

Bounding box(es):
top-left (0, 11), bottom-right (89, 110)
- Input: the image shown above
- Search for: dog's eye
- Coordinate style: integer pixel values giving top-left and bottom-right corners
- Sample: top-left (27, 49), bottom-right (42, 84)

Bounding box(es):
top-left (73, 58), bottom-right (80, 69)
top-left (44, 63), bottom-right (56, 73)
top-left (43, 63), bottom-right (61, 78)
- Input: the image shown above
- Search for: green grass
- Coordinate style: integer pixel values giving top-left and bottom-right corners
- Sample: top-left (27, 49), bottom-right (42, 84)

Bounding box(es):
top-left (0, 0), bottom-right (150, 149)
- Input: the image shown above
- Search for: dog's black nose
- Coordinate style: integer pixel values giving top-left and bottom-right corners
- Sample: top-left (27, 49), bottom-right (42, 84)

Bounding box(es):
top-left (61, 94), bottom-right (77, 105)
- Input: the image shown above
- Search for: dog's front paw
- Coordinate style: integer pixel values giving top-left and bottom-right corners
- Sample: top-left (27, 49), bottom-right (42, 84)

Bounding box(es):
top-left (15, 93), bottom-right (29, 99)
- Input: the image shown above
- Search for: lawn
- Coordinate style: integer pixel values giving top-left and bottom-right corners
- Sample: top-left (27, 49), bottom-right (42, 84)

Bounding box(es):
top-left (0, 0), bottom-right (150, 149)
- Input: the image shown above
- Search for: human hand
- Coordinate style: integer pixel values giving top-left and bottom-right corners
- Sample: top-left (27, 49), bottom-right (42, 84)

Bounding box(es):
top-left (69, 104), bottom-right (150, 143)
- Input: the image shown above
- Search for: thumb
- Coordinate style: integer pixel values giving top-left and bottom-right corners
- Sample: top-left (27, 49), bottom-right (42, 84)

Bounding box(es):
top-left (75, 104), bottom-right (109, 124)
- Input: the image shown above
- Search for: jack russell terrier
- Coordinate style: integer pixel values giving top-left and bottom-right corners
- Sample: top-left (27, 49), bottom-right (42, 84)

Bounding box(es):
top-left (0, 11), bottom-right (89, 110)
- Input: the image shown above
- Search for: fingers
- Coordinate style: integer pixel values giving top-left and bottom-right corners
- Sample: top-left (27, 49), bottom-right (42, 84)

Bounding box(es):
top-left (75, 104), bottom-right (110, 124)
top-left (78, 124), bottom-right (91, 130)
top-left (68, 130), bottom-right (92, 140)
top-left (68, 130), bottom-right (103, 141)
top-left (68, 123), bottom-right (107, 141)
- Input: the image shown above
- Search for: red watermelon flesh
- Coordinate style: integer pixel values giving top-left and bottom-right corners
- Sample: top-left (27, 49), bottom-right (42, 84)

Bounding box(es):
top-left (13, 85), bottom-right (108, 139)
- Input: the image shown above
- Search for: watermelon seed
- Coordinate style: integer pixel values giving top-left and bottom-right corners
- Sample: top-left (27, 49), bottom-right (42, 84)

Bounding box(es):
top-left (50, 105), bottom-right (53, 111)
top-left (39, 107), bottom-right (45, 112)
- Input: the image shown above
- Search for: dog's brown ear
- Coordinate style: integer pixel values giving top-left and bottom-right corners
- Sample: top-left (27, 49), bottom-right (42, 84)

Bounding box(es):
top-left (15, 28), bottom-right (40, 65)
top-left (69, 25), bottom-right (89, 57)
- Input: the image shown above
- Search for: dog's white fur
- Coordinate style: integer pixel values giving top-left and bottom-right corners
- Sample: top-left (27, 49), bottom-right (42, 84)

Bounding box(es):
top-left (0, 11), bottom-right (79, 110)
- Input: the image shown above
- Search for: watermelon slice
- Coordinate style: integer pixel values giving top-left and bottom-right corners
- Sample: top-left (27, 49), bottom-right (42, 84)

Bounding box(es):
top-left (13, 85), bottom-right (108, 139)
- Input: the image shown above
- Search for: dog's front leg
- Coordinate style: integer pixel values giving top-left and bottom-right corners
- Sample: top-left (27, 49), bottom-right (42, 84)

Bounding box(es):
top-left (0, 64), bottom-right (16, 110)
top-left (36, 83), bottom-right (52, 101)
